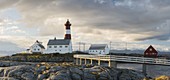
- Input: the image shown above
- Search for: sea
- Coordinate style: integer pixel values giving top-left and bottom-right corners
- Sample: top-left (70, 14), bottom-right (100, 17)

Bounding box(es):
top-left (118, 63), bottom-right (170, 78)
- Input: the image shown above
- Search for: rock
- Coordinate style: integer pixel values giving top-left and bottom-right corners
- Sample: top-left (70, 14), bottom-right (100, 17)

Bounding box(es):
top-left (70, 67), bottom-right (83, 75)
top-left (8, 65), bottom-right (37, 80)
top-left (71, 73), bottom-right (81, 80)
top-left (49, 70), bottom-right (71, 80)
top-left (0, 68), bottom-right (4, 77)
top-left (21, 72), bottom-right (35, 80)
top-left (98, 71), bottom-right (109, 80)
top-left (83, 72), bottom-right (96, 80)
top-left (0, 62), bottom-right (146, 80)
top-left (49, 66), bottom-right (63, 73)
top-left (36, 66), bottom-right (46, 74)
top-left (38, 74), bottom-right (46, 80)
top-left (118, 69), bottom-right (145, 80)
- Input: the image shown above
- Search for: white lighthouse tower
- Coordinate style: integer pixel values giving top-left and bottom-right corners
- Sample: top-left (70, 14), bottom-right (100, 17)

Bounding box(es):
top-left (64, 19), bottom-right (71, 39)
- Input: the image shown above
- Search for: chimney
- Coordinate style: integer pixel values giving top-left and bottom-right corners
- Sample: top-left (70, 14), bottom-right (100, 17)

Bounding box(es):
top-left (64, 19), bottom-right (71, 39)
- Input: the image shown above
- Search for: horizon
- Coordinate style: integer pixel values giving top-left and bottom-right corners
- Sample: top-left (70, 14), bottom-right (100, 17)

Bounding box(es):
top-left (0, 0), bottom-right (170, 56)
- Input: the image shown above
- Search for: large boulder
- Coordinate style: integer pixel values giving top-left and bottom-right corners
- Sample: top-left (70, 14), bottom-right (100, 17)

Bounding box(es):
top-left (70, 67), bottom-right (83, 75)
top-left (8, 65), bottom-right (37, 80)
top-left (48, 70), bottom-right (71, 80)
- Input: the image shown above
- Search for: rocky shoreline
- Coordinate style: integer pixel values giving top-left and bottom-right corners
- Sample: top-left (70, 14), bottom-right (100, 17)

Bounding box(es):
top-left (0, 62), bottom-right (146, 80)
top-left (0, 54), bottom-right (74, 62)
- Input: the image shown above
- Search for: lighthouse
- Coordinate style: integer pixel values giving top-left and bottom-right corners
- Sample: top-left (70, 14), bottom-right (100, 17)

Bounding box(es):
top-left (64, 19), bottom-right (71, 39)
top-left (44, 19), bottom-right (73, 54)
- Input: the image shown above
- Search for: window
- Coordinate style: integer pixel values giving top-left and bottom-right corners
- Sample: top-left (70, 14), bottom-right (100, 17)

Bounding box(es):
top-left (150, 48), bottom-right (152, 51)
top-left (34, 49), bottom-right (36, 51)
top-left (54, 46), bottom-right (57, 48)
top-left (49, 46), bottom-right (52, 48)
top-left (38, 49), bottom-right (40, 51)
top-left (65, 46), bottom-right (68, 48)
top-left (60, 46), bottom-right (62, 48)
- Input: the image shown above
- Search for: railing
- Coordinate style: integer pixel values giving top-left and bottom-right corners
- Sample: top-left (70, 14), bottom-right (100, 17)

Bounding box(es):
top-left (74, 54), bottom-right (170, 65)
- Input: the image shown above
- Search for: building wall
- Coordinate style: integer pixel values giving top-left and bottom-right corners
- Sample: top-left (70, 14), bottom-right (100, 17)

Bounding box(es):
top-left (89, 47), bottom-right (110, 55)
top-left (45, 42), bottom-right (72, 54)
top-left (30, 44), bottom-right (44, 53)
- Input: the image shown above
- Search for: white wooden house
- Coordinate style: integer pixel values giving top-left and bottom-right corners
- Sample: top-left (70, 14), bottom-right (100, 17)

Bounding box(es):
top-left (29, 40), bottom-right (45, 54)
top-left (89, 44), bottom-right (110, 55)
top-left (45, 38), bottom-right (72, 54)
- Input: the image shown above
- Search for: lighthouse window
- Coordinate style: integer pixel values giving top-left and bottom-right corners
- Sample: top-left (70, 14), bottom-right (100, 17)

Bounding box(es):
top-left (54, 46), bottom-right (57, 48)
top-left (60, 46), bottom-right (62, 48)
top-left (65, 46), bottom-right (68, 48)
top-left (38, 49), bottom-right (40, 51)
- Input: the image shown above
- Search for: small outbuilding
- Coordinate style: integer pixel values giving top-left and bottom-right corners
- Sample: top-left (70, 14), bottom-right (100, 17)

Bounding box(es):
top-left (29, 40), bottom-right (45, 54)
top-left (89, 44), bottom-right (110, 55)
top-left (144, 45), bottom-right (158, 58)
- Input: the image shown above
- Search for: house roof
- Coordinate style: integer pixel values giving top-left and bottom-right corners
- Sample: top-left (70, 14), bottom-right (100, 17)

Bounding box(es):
top-left (38, 44), bottom-right (45, 49)
top-left (33, 40), bottom-right (45, 49)
top-left (47, 39), bottom-right (71, 45)
top-left (89, 44), bottom-right (107, 50)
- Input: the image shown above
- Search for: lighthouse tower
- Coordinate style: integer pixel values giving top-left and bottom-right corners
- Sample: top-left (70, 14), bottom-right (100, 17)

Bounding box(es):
top-left (64, 19), bottom-right (71, 39)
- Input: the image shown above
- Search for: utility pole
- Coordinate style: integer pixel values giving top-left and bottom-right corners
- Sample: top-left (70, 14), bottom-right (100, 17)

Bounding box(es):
top-left (109, 41), bottom-right (112, 55)
top-left (83, 43), bottom-right (86, 52)
top-left (78, 42), bottom-right (86, 52)
top-left (110, 41), bottom-right (112, 50)
top-left (78, 42), bottom-right (81, 51)
top-left (125, 42), bottom-right (127, 54)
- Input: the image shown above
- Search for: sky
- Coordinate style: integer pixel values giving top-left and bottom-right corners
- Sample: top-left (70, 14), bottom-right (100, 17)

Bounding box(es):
top-left (0, 0), bottom-right (170, 56)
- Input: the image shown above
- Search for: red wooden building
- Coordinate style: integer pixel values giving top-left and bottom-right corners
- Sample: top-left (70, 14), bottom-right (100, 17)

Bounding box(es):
top-left (144, 45), bottom-right (158, 58)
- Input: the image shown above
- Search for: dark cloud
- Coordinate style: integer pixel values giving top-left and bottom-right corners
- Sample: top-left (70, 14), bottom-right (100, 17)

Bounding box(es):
top-left (1, 0), bottom-right (170, 41)
top-left (136, 33), bottom-right (170, 41)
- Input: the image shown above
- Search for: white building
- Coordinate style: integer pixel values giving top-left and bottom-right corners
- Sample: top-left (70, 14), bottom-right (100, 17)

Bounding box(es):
top-left (44, 20), bottom-right (73, 54)
top-left (45, 38), bottom-right (72, 54)
top-left (29, 40), bottom-right (45, 54)
top-left (89, 44), bottom-right (110, 55)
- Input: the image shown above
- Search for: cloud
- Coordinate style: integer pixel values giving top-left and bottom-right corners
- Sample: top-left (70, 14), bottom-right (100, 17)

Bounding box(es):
top-left (136, 33), bottom-right (170, 41)
top-left (8, 0), bottom-right (170, 40)
top-left (0, 40), bottom-right (24, 56)
top-left (0, 0), bottom-right (170, 53)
